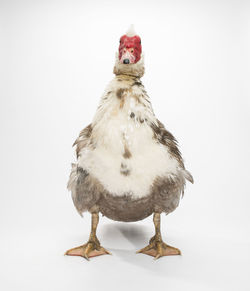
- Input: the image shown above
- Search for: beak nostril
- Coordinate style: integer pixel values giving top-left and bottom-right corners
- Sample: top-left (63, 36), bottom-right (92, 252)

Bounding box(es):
top-left (123, 59), bottom-right (130, 64)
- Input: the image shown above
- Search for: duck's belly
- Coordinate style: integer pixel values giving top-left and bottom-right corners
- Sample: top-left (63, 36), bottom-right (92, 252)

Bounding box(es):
top-left (70, 164), bottom-right (183, 221)
top-left (99, 192), bottom-right (154, 222)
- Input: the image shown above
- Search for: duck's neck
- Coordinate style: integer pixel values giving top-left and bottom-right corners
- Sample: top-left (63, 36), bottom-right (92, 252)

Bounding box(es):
top-left (115, 74), bottom-right (141, 82)
top-left (113, 54), bottom-right (145, 79)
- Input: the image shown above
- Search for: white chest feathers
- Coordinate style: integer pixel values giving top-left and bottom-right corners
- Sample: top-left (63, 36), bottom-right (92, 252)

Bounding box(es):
top-left (78, 80), bottom-right (179, 199)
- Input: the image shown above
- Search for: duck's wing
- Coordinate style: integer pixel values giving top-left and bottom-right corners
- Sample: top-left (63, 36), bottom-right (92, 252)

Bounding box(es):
top-left (73, 124), bottom-right (92, 158)
top-left (150, 119), bottom-right (193, 184)
top-left (150, 119), bottom-right (184, 168)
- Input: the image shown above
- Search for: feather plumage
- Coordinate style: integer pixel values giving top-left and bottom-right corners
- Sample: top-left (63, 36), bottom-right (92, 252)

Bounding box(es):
top-left (68, 47), bottom-right (193, 221)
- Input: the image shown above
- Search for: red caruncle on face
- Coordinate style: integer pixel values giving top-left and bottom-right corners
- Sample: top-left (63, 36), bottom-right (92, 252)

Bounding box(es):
top-left (119, 35), bottom-right (142, 64)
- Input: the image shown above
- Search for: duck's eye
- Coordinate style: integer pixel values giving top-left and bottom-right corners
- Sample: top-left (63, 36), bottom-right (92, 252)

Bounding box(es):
top-left (131, 48), bottom-right (134, 53)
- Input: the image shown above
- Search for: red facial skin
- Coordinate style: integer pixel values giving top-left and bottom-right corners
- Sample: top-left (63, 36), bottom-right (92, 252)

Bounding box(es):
top-left (119, 35), bottom-right (142, 64)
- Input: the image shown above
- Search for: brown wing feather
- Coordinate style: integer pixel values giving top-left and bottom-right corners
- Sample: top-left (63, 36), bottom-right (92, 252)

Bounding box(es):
top-left (150, 119), bottom-right (184, 168)
top-left (73, 124), bottom-right (92, 158)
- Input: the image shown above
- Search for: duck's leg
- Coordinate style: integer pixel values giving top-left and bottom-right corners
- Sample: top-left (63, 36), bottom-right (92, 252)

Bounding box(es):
top-left (137, 212), bottom-right (181, 259)
top-left (65, 212), bottom-right (111, 260)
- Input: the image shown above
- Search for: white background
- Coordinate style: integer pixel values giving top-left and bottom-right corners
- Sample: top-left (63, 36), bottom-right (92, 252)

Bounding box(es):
top-left (1, 0), bottom-right (250, 290)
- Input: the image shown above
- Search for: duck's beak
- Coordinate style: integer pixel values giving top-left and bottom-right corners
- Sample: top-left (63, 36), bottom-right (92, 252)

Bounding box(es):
top-left (120, 49), bottom-right (136, 64)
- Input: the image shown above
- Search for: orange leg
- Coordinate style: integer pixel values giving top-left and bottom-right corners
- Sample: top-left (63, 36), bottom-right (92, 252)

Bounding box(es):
top-left (65, 212), bottom-right (111, 260)
top-left (137, 213), bottom-right (181, 259)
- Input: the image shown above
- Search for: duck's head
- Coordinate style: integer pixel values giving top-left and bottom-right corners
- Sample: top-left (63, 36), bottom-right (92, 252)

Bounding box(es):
top-left (118, 25), bottom-right (142, 65)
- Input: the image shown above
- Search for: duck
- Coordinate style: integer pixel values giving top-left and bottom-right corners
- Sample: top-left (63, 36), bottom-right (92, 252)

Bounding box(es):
top-left (65, 25), bottom-right (193, 260)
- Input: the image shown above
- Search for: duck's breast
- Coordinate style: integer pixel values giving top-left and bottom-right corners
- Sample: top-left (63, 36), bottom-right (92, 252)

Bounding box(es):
top-left (78, 87), bottom-right (179, 199)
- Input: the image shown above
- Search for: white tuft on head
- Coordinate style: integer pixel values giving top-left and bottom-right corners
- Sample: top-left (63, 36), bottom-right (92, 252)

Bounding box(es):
top-left (126, 24), bottom-right (136, 37)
